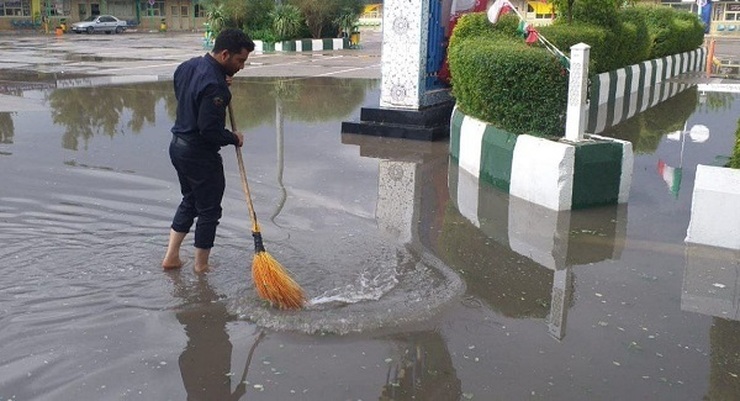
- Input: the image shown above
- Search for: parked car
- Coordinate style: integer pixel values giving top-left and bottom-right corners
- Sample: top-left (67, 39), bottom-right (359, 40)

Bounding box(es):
top-left (71, 15), bottom-right (127, 34)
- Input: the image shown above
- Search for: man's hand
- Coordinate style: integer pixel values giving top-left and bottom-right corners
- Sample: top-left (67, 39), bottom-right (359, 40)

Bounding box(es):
top-left (233, 131), bottom-right (244, 147)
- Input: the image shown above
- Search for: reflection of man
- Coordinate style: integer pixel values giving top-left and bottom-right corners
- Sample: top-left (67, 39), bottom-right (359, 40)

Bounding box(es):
top-left (170, 273), bottom-right (247, 401)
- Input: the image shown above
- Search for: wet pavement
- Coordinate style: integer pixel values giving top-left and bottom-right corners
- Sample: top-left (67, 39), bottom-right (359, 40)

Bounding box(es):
top-left (1, 31), bottom-right (740, 400)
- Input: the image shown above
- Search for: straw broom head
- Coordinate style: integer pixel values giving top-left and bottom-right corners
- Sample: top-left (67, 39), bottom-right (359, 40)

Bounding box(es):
top-left (251, 233), bottom-right (305, 310)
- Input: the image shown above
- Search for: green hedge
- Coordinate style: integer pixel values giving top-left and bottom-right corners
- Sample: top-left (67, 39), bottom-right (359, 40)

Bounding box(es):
top-left (448, 6), bottom-right (704, 137)
top-left (449, 35), bottom-right (568, 137)
top-left (643, 6), bottom-right (704, 59)
top-left (729, 118), bottom-right (740, 169)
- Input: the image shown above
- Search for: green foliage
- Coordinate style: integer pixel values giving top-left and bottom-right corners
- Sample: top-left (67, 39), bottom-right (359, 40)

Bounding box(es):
top-left (539, 22), bottom-right (611, 72)
top-left (202, 0), bottom-right (274, 38)
top-left (641, 5), bottom-right (704, 59)
top-left (729, 118), bottom-right (740, 169)
top-left (270, 4), bottom-right (304, 41)
top-left (571, 0), bottom-right (619, 28)
top-left (288, 0), bottom-right (362, 38)
top-left (449, 13), bottom-right (519, 47)
top-left (204, 3), bottom-right (226, 37)
top-left (448, 35), bottom-right (568, 137)
top-left (540, 5), bottom-right (700, 73)
top-left (249, 27), bottom-right (278, 44)
top-left (333, 5), bottom-right (361, 35)
top-left (615, 7), bottom-right (650, 66)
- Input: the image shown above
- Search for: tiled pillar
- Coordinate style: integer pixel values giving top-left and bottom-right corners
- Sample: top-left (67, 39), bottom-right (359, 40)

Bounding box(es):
top-left (341, 0), bottom-right (454, 141)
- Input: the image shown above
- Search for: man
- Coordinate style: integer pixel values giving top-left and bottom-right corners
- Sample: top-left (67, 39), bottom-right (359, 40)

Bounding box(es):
top-left (162, 28), bottom-right (255, 273)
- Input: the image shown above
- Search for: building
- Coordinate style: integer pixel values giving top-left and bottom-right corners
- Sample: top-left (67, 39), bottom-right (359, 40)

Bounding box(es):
top-left (0, 0), bottom-right (208, 32)
top-left (1, 0), bottom-right (738, 36)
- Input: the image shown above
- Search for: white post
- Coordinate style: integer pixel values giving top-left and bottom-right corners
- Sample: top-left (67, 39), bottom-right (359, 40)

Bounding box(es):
top-left (565, 43), bottom-right (590, 142)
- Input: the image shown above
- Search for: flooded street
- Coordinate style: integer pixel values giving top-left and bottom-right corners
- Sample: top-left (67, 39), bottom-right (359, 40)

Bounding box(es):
top-left (2, 34), bottom-right (740, 400)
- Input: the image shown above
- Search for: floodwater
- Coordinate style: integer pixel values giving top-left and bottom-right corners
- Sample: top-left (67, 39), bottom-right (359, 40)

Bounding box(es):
top-left (1, 75), bottom-right (739, 400)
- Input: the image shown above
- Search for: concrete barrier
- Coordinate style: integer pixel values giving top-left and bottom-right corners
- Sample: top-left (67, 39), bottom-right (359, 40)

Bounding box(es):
top-left (685, 164), bottom-right (740, 250)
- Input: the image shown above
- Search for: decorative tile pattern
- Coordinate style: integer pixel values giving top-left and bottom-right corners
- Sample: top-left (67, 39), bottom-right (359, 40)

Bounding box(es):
top-left (380, 0), bottom-right (429, 109)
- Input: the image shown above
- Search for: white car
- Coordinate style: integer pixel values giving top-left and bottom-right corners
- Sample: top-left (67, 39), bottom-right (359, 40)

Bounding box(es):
top-left (71, 15), bottom-right (127, 34)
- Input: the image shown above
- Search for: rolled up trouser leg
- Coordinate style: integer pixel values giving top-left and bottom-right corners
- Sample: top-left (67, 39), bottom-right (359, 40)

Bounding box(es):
top-left (169, 137), bottom-right (225, 249)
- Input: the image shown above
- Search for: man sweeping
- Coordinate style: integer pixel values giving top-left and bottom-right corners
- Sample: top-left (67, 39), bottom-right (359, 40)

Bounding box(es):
top-left (162, 29), bottom-right (255, 273)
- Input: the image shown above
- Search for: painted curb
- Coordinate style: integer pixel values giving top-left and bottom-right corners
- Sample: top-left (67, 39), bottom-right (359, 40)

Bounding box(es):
top-left (450, 105), bottom-right (633, 211)
top-left (447, 162), bottom-right (628, 271)
top-left (685, 164), bottom-right (740, 250)
top-left (587, 48), bottom-right (705, 134)
top-left (253, 38), bottom-right (349, 53)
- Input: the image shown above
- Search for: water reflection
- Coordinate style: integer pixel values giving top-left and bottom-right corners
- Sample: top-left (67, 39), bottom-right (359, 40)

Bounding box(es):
top-left (170, 272), bottom-right (262, 400)
top-left (379, 331), bottom-right (461, 400)
top-left (346, 132), bottom-right (626, 341)
top-left (41, 77), bottom-right (376, 151)
top-left (604, 87), bottom-right (699, 154)
top-left (446, 162), bottom-right (627, 340)
top-left (681, 244), bottom-right (740, 399)
top-left (657, 122), bottom-right (710, 198)
top-left (0, 112), bottom-right (13, 145)
top-left (47, 81), bottom-right (173, 150)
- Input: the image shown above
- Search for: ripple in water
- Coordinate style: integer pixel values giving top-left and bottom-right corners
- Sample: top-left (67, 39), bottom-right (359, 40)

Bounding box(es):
top-left (229, 230), bottom-right (465, 335)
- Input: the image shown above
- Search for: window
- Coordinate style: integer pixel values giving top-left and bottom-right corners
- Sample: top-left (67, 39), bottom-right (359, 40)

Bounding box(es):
top-left (108, 0), bottom-right (134, 19)
top-left (180, 5), bottom-right (188, 17)
top-left (0, 0), bottom-right (31, 16)
top-left (725, 3), bottom-right (740, 21)
top-left (194, 4), bottom-right (206, 18)
top-left (146, 0), bottom-right (165, 17)
top-left (45, 0), bottom-right (70, 16)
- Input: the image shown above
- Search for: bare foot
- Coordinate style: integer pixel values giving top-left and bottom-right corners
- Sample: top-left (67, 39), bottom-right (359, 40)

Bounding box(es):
top-left (194, 264), bottom-right (211, 274)
top-left (162, 256), bottom-right (183, 270)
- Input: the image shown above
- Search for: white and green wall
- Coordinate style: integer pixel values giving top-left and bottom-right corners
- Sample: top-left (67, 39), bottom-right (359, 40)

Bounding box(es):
top-left (450, 47), bottom-right (705, 211)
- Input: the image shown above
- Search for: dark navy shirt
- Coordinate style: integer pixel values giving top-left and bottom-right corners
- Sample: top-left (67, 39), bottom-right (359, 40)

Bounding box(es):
top-left (171, 53), bottom-right (237, 152)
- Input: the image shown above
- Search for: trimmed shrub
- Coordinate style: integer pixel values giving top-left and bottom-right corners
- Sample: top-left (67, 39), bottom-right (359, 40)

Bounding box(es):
top-left (571, 0), bottom-right (619, 29)
top-left (643, 6), bottom-right (704, 59)
top-left (448, 35), bottom-right (568, 138)
top-left (539, 22), bottom-right (610, 72)
top-left (449, 12), bottom-right (519, 47)
top-left (729, 118), bottom-right (740, 169)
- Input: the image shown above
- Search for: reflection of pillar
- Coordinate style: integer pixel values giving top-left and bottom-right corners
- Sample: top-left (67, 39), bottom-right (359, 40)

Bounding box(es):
top-left (376, 161), bottom-right (418, 244)
top-left (449, 159), bottom-right (628, 339)
top-left (707, 317), bottom-right (740, 400)
top-left (380, 331), bottom-right (461, 400)
top-left (341, 0), bottom-right (454, 141)
top-left (270, 98), bottom-right (287, 223)
top-left (681, 244), bottom-right (740, 320)
top-left (548, 267), bottom-right (572, 341)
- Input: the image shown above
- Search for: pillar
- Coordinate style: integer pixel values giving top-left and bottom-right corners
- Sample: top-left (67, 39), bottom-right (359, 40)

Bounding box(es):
top-left (342, 0), bottom-right (454, 141)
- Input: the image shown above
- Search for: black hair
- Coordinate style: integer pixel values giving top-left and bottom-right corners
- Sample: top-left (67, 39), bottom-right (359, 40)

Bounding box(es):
top-left (213, 28), bottom-right (255, 54)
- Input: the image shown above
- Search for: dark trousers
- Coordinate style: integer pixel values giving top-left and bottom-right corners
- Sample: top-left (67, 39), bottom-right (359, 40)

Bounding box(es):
top-left (169, 135), bottom-right (225, 249)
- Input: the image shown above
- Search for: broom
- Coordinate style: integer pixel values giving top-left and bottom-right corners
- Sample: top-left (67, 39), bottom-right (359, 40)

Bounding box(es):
top-left (228, 103), bottom-right (305, 310)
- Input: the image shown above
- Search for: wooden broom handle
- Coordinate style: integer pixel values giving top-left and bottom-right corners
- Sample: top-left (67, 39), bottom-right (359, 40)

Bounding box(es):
top-left (228, 103), bottom-right (260, 232)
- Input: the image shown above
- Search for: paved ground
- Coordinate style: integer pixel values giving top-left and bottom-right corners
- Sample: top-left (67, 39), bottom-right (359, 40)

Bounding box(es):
top-left (0, 29), bottom-right (383, 79)
top-left (0, 29), bottom-right (736, 113)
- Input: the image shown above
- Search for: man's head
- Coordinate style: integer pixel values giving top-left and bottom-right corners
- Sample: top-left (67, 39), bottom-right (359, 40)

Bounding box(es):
top-left (211, 29), bottom-right (255, 76)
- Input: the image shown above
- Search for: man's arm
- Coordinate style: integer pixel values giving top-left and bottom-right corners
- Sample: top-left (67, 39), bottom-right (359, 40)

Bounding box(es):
top-left (197, 84), bottom-right (240, 147)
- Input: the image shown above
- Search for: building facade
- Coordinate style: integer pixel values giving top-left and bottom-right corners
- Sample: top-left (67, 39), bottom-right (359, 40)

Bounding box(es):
top-left (1, 0), bottom-right (738, 35)
top-left (0, 0), bottom-right (207, 32)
